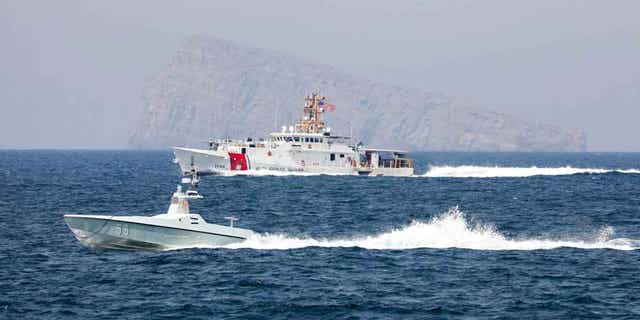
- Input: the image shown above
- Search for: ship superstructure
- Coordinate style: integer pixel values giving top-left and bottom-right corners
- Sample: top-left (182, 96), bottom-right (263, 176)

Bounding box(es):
top-left (173, 92), bottom-right (413, 176)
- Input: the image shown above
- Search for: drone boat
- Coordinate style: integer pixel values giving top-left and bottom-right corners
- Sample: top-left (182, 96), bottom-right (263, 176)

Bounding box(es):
top-left (64, 185), bottom-right (252, 250)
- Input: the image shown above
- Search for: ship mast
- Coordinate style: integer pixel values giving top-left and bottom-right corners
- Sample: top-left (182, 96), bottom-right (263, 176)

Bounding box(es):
top-left (295, 92), bottom-right (326, 134)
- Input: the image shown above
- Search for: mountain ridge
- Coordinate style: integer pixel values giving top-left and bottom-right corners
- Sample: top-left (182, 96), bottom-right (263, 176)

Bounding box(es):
top-left (130, 35), bottom-right (586, 152)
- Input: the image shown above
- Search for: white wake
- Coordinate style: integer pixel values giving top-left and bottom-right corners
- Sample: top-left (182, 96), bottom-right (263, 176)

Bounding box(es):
top-left (203, 207), bottom-right (638, 251)
top-left (222, 166), bottom-right (640, 178)
top-left (422, 165), bottom-right (640, 178)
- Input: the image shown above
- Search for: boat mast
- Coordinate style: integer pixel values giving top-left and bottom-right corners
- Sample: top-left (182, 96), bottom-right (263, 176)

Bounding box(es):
top-left (296, 92), bottom-right (326, 134)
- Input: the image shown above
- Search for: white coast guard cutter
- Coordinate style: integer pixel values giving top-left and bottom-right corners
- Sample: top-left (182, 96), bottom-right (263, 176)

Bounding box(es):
top-left (173, 92), bottom-right (414, 176)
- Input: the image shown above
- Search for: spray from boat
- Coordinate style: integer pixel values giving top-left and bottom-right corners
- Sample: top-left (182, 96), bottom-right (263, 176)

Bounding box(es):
top-left (175, 207), bottom-right (640, 251)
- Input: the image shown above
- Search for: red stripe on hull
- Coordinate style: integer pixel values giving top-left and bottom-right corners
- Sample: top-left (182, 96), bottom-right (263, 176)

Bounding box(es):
top-left (229, 153), bottom-right (248, 170)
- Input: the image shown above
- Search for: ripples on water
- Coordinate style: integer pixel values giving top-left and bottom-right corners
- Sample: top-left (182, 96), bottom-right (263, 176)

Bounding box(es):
top-left (1, 151), bottom-right (640, 319)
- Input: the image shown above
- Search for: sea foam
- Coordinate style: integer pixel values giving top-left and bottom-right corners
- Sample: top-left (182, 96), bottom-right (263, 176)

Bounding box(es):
top-left (182, 207), bottom-right (639, 251)
top-left (421, 165), bottom-right (640, 178)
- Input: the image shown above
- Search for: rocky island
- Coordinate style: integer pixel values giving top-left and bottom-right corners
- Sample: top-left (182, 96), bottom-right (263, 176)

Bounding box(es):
top-left (130, 35), bottom-right (586, 151)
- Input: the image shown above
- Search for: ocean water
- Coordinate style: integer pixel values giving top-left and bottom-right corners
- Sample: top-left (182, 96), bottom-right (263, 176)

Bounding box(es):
top-left (2, 150), bottom-right (640, 319)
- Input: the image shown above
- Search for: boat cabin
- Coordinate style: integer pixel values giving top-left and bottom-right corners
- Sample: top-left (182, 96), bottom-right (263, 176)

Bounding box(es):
top-left (360, 148), bottom-right (413, 169)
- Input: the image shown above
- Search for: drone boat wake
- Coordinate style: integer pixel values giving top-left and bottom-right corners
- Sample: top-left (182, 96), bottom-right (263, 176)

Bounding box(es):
top-left (171, 207), bottom-right (640, 252)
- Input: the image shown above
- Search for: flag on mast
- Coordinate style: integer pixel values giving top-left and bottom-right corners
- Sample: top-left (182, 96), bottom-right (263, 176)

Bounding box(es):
top-left (319, 100), bottom-right (336, 111)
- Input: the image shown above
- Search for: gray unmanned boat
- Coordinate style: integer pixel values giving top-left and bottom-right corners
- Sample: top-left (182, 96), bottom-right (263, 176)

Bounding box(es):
top-left (64, 186), bottom-right (253, 250)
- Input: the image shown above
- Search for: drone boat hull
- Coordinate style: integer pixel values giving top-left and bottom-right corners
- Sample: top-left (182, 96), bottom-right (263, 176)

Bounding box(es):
top-left (64, 214), bottom-right (252, 250)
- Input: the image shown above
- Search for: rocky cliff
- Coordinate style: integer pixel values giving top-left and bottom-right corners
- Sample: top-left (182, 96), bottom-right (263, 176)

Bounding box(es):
top-left (130, 36), bottom-right (587, 151)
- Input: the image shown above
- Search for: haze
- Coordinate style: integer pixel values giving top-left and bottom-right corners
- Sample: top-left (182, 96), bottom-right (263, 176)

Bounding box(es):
top-left (2, 0), bottom-right (639, 151)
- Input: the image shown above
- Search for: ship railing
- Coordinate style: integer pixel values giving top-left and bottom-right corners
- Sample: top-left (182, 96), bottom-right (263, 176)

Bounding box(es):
top-left (378, 158), bottom-right (413, 169)
top-left (211, 138), bottom-right (245, 145)
top-left (209, 138), bottom-right (267, 148)
top-left (357, 158), bottom-right (413, 169)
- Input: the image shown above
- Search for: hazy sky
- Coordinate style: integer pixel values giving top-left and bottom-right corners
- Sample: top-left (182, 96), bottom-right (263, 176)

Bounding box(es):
top-left (2, 0), bottom-right (639, 150)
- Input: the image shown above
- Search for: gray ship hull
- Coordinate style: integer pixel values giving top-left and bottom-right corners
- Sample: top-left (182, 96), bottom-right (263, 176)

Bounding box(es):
top-left (64, 215), bottom-right (251, 250)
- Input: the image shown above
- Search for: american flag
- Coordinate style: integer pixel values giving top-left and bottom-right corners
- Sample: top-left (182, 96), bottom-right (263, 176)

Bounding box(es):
top-left (319, 100), bottom-right (336, 111)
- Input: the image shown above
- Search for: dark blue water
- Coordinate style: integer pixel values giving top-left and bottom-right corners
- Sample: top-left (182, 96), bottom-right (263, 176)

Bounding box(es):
top-left (2, 150), bottom-right (640, 319)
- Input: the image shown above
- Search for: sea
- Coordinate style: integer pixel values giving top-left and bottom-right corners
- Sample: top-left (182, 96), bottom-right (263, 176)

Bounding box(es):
top-left (1, 150), bottom-right (640, 319)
